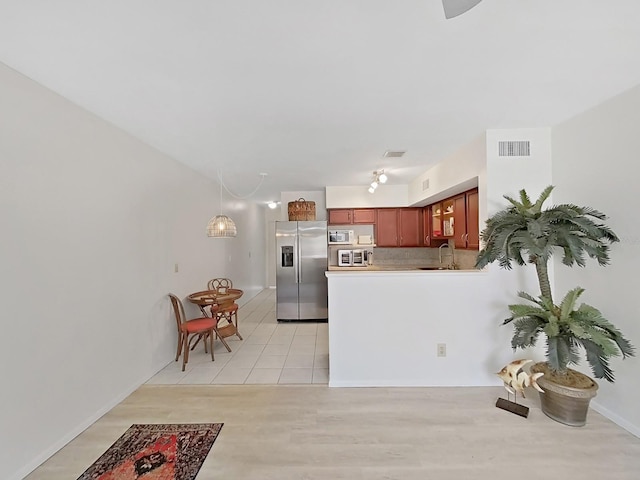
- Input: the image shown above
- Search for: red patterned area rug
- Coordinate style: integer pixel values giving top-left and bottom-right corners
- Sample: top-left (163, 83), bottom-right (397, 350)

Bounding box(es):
top-left (77, 423), bottom-right (223, 480)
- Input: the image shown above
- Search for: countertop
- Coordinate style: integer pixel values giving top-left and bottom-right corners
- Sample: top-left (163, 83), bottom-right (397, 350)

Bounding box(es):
top-left (327, 264), bottom-right (474, 272)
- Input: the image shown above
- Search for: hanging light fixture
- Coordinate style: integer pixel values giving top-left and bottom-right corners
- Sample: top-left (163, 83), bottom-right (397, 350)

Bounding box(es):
top-left (207, 171), bottom-right (237, 238)
top-left (206, 171), bottom-right (267, 237)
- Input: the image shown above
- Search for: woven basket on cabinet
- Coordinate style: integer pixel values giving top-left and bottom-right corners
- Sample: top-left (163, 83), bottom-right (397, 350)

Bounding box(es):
top-left (287, 198), bottom-right (316, 221)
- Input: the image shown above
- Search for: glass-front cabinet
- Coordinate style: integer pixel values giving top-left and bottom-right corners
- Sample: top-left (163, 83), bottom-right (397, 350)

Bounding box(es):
top-left (432, 198), bottom-right (455, 238)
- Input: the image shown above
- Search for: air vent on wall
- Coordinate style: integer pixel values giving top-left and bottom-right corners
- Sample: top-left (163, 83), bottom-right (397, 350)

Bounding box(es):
top-left (422, 178), bottom-right (430, 191)
top-left (498, 141), bottom-right (531, 157)
top-left (384, 150), bottom-right (406, 158)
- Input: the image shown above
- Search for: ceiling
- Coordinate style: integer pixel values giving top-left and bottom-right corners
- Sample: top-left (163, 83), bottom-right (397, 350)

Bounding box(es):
top-left (2, 1), bottom-right (640, 204)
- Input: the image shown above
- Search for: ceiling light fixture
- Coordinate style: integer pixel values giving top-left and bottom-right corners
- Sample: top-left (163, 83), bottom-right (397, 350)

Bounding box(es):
top-left (368, 170), bottom-right (387, 194)
top-left (267, 201), bottom-right (278, 209)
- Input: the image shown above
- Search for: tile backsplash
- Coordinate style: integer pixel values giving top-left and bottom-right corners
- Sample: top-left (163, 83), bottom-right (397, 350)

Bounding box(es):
top-left (328, 240), bottom-right (479, 270)
top-left (373, 242), bottom-right (478, 270)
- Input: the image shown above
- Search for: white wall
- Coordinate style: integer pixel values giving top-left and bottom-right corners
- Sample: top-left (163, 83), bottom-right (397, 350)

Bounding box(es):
top-left (0, 63), bottom-right (265, 480)
top-left (325, 184), bottom-right (408, 208)
top-left (264, 206), bottom-right (281, 287)
top-left (408, 134), bottom-right (486, 207)
top-left (552, 84), bottom-right (640, 436)
top-left (224, 197), bottom-right (267, 302)
top-left (483, 128), bottom-right (553, 374)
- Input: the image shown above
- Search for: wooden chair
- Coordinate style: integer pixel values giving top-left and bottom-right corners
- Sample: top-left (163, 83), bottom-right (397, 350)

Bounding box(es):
top-left (207, 278), bottom-right (242, 341)
top-left (207, 277), bottom-right (233, 293)
top-left (168, 294), bottom-right (217, 371)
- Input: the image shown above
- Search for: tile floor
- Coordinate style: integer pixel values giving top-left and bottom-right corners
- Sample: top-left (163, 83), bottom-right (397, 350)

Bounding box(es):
top-left (147, 288), bottom-right (329, 385)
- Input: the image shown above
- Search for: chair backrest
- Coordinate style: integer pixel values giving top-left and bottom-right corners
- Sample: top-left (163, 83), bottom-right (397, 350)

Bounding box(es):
top-left (207, 278), bottom-right (233, 293)
top-left (168, 294), bottom-right (187, 328)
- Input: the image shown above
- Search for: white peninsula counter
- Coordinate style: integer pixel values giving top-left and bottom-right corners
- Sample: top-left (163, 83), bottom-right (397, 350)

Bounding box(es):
top-left (325, 267), bottom-right (511, 388)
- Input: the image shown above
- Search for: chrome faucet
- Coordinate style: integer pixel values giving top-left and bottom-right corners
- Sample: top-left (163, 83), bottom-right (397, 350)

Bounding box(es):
top-left (439, 243), bottom-right (454, 267)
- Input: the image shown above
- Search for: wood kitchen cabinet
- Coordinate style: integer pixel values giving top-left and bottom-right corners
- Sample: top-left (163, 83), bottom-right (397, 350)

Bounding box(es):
top-left (398, 208), bottom-right (422, 246)
top-left (375, 208), bottom-right (422, 247)
top-left (353, 208), bottom-right (376, 224)
top-left (466, 189), bottom-right (479, 249)
top-left (422, 205), bottom-right (447, 247)
top-left (454, 189), bottom-right (479, 249)
top-left (328, 208), bottom-right (376, 225)
top-left (375, 209), bottom-right (399, 247)
top-left (328, 209), bottom-right (352, 225)
top-left (429, 188), bottom-right (479, 249)
top-left (453, 194), bottom-right (467, 248)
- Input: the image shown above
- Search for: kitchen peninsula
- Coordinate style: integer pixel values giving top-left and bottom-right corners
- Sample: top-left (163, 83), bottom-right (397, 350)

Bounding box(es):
top-left (324, 181), bottom-right (508, 387)
top-left (325, 265), bottom-right (503, 388)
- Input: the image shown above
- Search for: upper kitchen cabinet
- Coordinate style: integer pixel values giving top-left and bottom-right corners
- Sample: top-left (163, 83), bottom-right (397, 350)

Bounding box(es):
top-left (465, 189), bottom-right (479, 249)
top-left (399, 208), bottom-right (422, 247)
top-left (431, 199), bottom-right (454, 239)
top-left (328, 209), bottom-right (352, 224)
top-left (375, 208), bottom-right (422, 247)
top-left (453, 194), bottom-right (467, 248)
top-left (375, 209), bottom-right (398, 247)
top-left (353, 209), bottom-right (376, 224)
top-left (430, 189), bottom-right (479, 249)
top-left (422, 205), bottom-right (448, 247)
top-left (328, 208), bottom-right (376, 225)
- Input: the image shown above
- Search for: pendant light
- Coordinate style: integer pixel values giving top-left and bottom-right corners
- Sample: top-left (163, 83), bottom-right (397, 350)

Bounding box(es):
top-left (207, 172), bottom-right (237, 238)
top-left (206, 171), bottom-right (267, 237)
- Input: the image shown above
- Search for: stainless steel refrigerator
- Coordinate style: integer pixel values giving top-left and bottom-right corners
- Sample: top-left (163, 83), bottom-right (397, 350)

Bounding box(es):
top-left (276, 221), bottom-right (328, 321)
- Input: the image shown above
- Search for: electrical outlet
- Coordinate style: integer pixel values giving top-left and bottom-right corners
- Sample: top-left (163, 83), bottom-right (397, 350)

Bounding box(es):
top-left (174, 263), bottom-right (179, 273)
top-left (437, 343), bottom-right (447, 357)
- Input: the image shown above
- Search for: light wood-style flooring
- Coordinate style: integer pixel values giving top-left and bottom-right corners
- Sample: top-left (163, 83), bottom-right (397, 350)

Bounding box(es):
top-left (25, 384), bottom-right (640, 479)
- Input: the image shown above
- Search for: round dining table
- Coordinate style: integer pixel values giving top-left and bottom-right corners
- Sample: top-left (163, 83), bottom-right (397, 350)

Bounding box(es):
top-left (187, 289), bottom-right (243, 352)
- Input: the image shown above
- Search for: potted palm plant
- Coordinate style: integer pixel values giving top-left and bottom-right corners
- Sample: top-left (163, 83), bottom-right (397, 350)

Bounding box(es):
top-left (476, 186), bottom-right (635, 426)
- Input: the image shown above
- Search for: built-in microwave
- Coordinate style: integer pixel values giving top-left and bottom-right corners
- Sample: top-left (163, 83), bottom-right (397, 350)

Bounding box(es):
top-left (328, 229), bottom-right (354, 245)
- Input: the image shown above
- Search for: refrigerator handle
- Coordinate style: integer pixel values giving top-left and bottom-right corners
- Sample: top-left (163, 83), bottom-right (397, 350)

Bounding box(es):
top-left (296, 237), bottom-right (301, 284)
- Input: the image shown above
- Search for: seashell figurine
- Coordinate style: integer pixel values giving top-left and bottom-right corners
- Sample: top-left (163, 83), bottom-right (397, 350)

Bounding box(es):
top-left (496, 359), bottom-right (545, 398)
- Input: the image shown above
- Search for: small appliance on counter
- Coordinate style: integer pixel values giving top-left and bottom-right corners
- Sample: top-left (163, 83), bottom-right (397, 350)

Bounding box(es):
top-left (366, 250), bottom-right (373, 265)
top-left (352, 249), bottom-right (366, 266)
top-left (357, 234), bottom-right (373, 245)
top-left (338, 249), bottom-right (353, 266)
top-left (337, 249), bottom-right (367, 266)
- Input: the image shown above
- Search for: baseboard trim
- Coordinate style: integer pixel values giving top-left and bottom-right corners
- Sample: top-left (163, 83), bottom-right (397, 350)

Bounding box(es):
top-left (591, 400), bottom-right (640, 438)
top-left (11, 373), bottom-right (150, 480)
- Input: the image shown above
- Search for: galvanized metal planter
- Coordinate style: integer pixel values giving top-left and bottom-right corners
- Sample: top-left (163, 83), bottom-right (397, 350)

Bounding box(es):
top-left (531, 362), bottom-right (599, 427)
